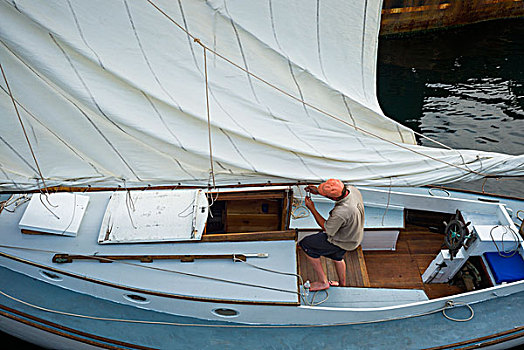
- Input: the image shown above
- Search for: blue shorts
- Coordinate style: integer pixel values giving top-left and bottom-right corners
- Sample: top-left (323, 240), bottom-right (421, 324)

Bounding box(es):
top-left (299, 231), bottom-right (347, 261)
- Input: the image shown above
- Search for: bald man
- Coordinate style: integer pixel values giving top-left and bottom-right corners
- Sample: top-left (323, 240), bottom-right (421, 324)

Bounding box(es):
top-left (299, 179), bottom-right (365, 291)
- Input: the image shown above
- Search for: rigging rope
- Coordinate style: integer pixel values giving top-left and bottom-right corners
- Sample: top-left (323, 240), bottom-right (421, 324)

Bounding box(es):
top-left (203, 46), bottom-right (216, 188)
top-left (290, 185), bottom-right (310, 219)
top-left (489, 225), bottom-right (522, 258)
top-left (144, 0), bottom-right (489, 179)
top-left (0, 62), bottom-right (50, 190)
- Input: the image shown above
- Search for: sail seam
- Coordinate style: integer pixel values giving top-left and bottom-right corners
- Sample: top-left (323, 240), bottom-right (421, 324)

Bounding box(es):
top-left (1, 40), bottom-right (199, 182)
top-left (124, 0), bottom-right (182, 109)
top-left (219, 128), bottom-right (257, 172)
top-left (224, 2), bottom-right (261, 104)
top-left (66, 0), bottom-right (105, 70)
top-left (0, 85), bottom-right (105, 176)
top-left (268, 0), bottom-right (321, 128)
top-left (144, 0), bottom-right (488, 178)
top-left (0, 61), bottom-right (47, 187)
top-left (316, 0), bottom-right (329, 82)
top-left (48, 33), bottom-right (142, 181)
top-left (0, 134), bottom-right (38, 174)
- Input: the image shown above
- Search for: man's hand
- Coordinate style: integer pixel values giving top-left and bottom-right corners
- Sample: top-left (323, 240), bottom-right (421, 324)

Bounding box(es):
top-left (305, 185), bottom-right (319, 195)
top-left (305, 196), bottom-right (325, 230)
top-left (305, 196), bottom-right (315, 211)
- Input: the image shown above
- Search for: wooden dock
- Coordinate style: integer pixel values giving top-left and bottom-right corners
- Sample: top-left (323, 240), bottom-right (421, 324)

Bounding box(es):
top-left (380, 0), bottom-right (524, 36)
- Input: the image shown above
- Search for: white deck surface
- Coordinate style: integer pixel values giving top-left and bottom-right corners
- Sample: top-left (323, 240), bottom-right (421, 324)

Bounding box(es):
top-left (0, 192), bottom-right (298, 304)
top-left (303, 287), bottom-right (428, 308)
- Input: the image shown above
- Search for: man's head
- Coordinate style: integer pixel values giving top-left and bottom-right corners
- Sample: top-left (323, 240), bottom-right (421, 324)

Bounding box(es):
top-left (318, 179), bottom-right (347, 200)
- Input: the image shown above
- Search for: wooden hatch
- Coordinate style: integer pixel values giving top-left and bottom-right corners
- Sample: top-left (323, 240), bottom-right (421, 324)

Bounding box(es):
top-left (202, 188), bottom-right (294, 242)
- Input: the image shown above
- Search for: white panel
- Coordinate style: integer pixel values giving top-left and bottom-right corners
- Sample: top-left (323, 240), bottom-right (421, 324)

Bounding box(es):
top-left (361, 230), bottom-right (399, 251)
top-left (98, 190), bottom-right (208, 244)
top-left (18, 193), bottom-right (89, 236)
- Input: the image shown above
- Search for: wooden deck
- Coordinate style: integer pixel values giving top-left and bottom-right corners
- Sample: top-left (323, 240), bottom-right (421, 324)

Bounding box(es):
top-left (297, 224), bottom-right (466, 299)
top-left (298, 246), bottom-right (370, 287)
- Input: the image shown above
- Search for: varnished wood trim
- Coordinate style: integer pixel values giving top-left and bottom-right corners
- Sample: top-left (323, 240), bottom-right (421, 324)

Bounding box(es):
top-left (201, 230), bottom-right (296, 242)
top-left (52, 253), bottom-right (248, 264)
top-left (458, 331), bottom-right (524, 349)
top-left (423, 325), bottom-right (524, 350)
top-left (213, 192), bottom-right (285, 200)
top-left (356, 247), bottom-right (371, 287)
top-left (382, 3), bottom-right (450, 15)
top-left (281, 189), bottom-right (291, 230)
top-left (0, 251), bottom-right (299, 306)
top-left (0, 304), bottom-right (155, 350)
top-left (28, 183), bottom-right (298, 194)
top-left (11, 182), bottom-right (523, 202)
top-left (21, 229), bottom-right (54, 235)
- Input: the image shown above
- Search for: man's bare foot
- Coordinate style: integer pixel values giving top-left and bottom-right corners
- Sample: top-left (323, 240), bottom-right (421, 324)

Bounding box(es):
top-left (309, 281), bottom-right (329, 291)
top-left (328, 280), bottom-right (339, 287)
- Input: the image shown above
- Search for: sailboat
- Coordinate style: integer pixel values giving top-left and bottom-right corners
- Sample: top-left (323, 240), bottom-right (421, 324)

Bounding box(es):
top-left (1, 1), bottom-right (523, 349)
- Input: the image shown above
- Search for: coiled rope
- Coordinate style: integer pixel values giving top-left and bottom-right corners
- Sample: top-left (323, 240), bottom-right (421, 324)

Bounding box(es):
top-left (441, 300), bottom-right (475, 322)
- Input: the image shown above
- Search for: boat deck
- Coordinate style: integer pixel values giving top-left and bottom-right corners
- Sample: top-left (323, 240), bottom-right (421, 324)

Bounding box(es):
top-left (298, 224), bottom-right (466, 299)
top-left (297, 246), bottom-right (371, 288)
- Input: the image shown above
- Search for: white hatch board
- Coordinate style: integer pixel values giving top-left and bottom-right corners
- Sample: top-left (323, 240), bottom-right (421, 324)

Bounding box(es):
top-left (98, 190), bottom-right (208, 244)
top-left (18, 193), bottom-right (90, 237)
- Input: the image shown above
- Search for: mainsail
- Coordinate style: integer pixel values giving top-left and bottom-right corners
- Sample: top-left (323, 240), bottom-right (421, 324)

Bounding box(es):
top-left (0, 0), bottom-right (522, 190)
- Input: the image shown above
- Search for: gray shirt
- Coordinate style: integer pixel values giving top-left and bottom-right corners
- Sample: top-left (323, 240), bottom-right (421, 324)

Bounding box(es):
top-left (324, 185), bottom-right (365, 251)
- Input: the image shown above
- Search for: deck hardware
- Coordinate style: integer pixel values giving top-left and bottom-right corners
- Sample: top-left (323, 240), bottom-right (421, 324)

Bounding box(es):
top-left (428, 188), bottom-right (450, 197)
top-left (212, 308), bottom-right (239, 317)
top-left (124, 294), bottom-right (149, 304)
top-left (478, 197), bottom-right (499, 203)
top-left (443, 210), bottom-right (472, 259)
top-left (51, 253), bottom-right (270, 264)
top-left (39, 270), bottom-right (63, 281)
top-left (442, 300), bottom-right (474, 322)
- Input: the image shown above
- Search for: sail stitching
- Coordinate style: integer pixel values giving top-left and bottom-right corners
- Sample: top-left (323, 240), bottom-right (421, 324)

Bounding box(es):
top-left (1, 40), bottom-right (205, 184)
top-left (48, 34), bottom-right (143, 181)
top-left (316, 0), bottom-right (329, 82)
top-left (203, 47), bottom-right (216, 187)
top-left (144, 0), bottom-right (488, 178)
top-left (0, 85), bottom-right (105, 176)
top-left (66, 0), bottom-right (106, 69)
top-left (0, 61), bottom-right (48, 188)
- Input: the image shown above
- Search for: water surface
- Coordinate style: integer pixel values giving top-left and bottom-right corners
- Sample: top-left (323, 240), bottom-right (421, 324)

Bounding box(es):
top-left (378, 18), bottom-right (524, 197)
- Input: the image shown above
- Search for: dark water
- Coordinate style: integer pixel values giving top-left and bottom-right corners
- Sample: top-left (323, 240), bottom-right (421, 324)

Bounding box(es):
top-left (2, 17), bottom-right (524, 349)
top-left (378, 18), bottom-right (524, 197)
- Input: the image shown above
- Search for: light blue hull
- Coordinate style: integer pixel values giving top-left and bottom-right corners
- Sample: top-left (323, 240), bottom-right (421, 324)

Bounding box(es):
top-left (1, 266), bottom-right (523, 350)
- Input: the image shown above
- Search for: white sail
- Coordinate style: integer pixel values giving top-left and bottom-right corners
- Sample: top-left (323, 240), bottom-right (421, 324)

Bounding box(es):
top-left (0, 0), bottom-right (522, 190)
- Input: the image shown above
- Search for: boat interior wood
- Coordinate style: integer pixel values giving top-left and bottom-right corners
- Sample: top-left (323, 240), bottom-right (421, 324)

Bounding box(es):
top-left (297, 223), bottom-right (466, 298)
top-left (206, 189), bottom-right (288, 234)
top-left (363, 223), bottom-right (466, 299)
top-left (200, 230), bottom-right (296, 242)
top-left (297, 246), bottom-right (371, 288)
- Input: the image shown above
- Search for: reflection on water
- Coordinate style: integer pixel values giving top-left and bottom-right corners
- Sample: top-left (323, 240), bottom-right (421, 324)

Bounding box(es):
top-left (378, 18), bottom-right (524, 196)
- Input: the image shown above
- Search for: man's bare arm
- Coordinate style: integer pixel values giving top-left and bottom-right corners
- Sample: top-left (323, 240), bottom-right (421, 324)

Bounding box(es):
top-left (305, 197), bottom-right (326, 230)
